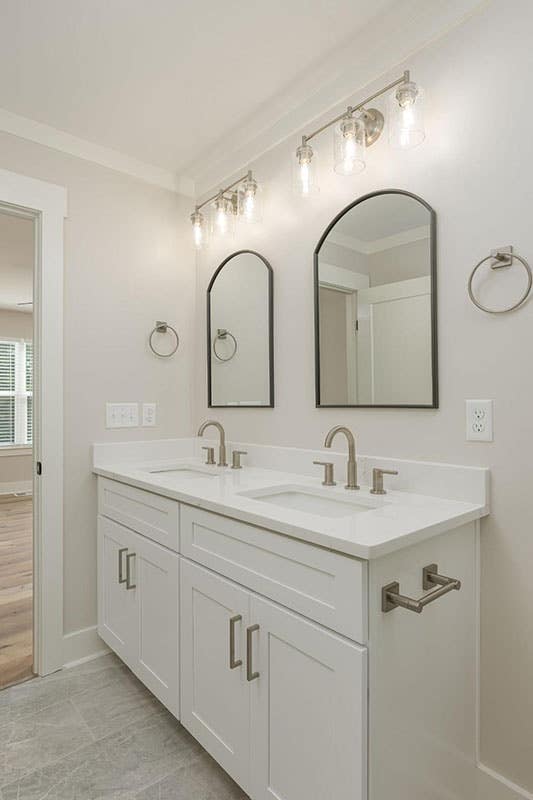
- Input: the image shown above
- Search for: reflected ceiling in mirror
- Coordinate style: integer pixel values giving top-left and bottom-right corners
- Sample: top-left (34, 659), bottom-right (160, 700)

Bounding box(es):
top-left (208, 250), bottom-right (274, 408)
top-left (314, 190), bottom-right (437, 408)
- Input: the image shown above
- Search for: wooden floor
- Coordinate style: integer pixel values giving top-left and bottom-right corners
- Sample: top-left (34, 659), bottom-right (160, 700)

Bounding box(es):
top-left (0, 495), bottom-right (33, 689)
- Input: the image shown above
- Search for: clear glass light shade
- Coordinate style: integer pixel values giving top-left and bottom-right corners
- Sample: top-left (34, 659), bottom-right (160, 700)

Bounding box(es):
top-left (238, 176), bottom-right (262, 223)
top-left (389, 81), bottom-right (425, 149)
top-left (293, 141), bottom-right (319, 197)
top-left (190, 209), bottom-right (208, 250)
top-left (211, 194), bottom-right (235, 238)
top-left (333, 115), bottom-right (366, 175)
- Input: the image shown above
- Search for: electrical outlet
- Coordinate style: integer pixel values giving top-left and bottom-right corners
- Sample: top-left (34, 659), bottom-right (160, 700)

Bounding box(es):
top-left (466, 399), bottom-right (493, 442)
top-left (106, 402), bottom-right (139, 429)
top-left (142, 403), bottom-right (156, 427)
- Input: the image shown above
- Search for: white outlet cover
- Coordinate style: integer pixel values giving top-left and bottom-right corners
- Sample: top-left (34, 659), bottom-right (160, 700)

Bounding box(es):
top-left (466, 399), bottom-right (493, 442)
top-left (142, 403), bottom-right (156, 427)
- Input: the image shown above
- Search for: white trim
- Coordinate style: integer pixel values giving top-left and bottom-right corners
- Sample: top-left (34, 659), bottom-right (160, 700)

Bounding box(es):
top-left (477, 763), bottom-right (533, 800)
top-left (0, 107), bottom-right (194, 197)
top-left (0, 445), bottom-right (32, 457)
top-left (0, 480), bottom-right (32, 495)
top-left (328, 225), bottom-right (430, 255)
top-left (0, 168), bottom-right (66, 676)
top-left (62, 625), bottom-right (110, 668)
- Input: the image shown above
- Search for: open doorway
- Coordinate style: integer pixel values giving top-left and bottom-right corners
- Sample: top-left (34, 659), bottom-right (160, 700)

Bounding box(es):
top-left (0, 209), bottom-right (34, 688)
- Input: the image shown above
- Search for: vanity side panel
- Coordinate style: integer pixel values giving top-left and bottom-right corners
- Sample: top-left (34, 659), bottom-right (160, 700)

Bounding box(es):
top-left (368, 522), bottom-right (477, 800)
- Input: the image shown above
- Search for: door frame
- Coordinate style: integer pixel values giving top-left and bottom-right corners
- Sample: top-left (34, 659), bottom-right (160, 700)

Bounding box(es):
top-left (0, 168), bottom-right (67, 676)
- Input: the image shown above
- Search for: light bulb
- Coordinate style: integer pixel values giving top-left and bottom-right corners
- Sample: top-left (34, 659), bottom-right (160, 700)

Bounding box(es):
top-left (389, 81), bottom-right (425, 150)
top-left (334, 114), bottom-right (366, 176)
top-left (293, 140), bottom-right (318, 197)
top-left (190, 209), bottom-right (207, 250)
top-left (238, 173), bottom-right (262, 223)
top-left (211, 193), bottom-right (235, 238)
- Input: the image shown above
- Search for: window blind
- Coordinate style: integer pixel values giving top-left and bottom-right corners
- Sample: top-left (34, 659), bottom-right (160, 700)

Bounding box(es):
top-left (0, 340), bottom-right (32, 447)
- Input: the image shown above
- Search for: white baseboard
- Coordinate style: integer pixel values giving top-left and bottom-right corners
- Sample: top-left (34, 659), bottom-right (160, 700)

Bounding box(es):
top-left (478, 763), bottom-right (533, 800)
top-left (62, 625), bottom-right (109, 668)
top-left (0, 480), bottom-right (32, 496)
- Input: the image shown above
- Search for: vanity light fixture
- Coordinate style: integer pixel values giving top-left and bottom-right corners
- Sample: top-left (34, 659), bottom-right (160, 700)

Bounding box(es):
top-left (294, 70), bottom-right (424, 194)
top-left (190, 170), bottom-right (261, 248)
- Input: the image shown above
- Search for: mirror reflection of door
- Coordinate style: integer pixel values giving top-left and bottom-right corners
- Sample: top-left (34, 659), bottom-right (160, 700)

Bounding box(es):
top-left (315, 191), bottom-right (436, 408)
top-left (208, 250), bottom-right (274, 408)
top-left (0, 208), bottom-right (34, 688)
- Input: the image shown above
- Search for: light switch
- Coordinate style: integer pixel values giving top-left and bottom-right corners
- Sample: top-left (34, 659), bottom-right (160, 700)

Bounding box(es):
top-left (106, 403), bottom-right (139, 429)
top-left (142, 403), bottom-right (156, 427)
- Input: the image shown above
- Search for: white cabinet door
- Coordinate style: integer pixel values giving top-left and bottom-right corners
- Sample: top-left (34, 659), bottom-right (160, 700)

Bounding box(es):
top-left (180, 559), bottom-right (251, 792)
top-left (131, 531), bottom-right (180, 717)
top-left (97, 516), bottom-right (137, 666)
top-left (250, 596), bottom-right (367, 800)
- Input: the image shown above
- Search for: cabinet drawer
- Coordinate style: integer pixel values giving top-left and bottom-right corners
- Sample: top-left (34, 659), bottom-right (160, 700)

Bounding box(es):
top-left (180, 505), bottom-right (367, 642)
top-left (98, 477), bottom-right (179, 551)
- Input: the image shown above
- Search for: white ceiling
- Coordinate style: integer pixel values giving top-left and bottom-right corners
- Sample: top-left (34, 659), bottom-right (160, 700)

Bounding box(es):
top-left (335, 194), bottom-right (430, 242)
top-left (0, 211), bottom-right (34, 313)
top-left (0, 0), bottom-right (484, 193)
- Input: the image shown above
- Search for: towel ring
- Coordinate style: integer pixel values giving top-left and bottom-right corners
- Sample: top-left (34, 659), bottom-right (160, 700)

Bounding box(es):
top-left (468, 248), bottom-right (532, 314)
top-left (213, 328), bottom-right (237, 362)
top-left (149, 321), bottom-right (179, 357)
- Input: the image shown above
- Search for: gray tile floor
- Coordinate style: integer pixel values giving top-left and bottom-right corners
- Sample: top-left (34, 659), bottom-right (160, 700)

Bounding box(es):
top-left (0, 653), bottom-right (249, 799)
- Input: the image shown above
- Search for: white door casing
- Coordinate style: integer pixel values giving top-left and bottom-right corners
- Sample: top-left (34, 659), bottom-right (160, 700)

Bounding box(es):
top-left (0, 168), bottom-right (67, 676)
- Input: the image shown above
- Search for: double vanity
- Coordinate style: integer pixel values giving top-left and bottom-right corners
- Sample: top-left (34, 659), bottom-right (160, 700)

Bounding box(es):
top-left (93, 428), bottom-right (488, 800)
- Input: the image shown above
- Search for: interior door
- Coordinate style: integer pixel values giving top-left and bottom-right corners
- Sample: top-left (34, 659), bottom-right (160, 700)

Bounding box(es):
top-left (180, 559), bottom-right (251, 792)
top-left (132, 530), bottom-right (179, 716)
top-left (97, 516), bottom-right (137, 665)
top-left (357, 276), bottom-right (431, 405)
top-left (249, 596), bottom-right (368, 800)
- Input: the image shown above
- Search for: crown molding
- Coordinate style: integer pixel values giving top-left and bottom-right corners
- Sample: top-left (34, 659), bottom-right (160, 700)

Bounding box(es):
top-left (0, 107), bottom-right (195, 197)
top-left (187, 0), bottom-right (487, 197)
top-left (328, 224), bottom-right (430, 255)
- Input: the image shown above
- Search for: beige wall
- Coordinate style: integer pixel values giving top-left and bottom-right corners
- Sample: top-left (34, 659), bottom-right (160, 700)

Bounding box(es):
top-left (194, 0), bottom-right (533, 790)
top-left (0, 308), bottom-right (33, 339)
top-left (0, 133), bottom-right (196, 635)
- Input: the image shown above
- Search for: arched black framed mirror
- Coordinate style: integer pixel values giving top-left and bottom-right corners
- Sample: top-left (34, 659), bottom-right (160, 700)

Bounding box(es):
top-left (207, 249), bottom-right (274, 407)
top-left (314, 189), bottom-right (437, 408)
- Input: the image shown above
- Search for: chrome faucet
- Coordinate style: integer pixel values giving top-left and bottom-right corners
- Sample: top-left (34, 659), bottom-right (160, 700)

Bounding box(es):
top-left (323, 426), bottom-right (359, 490)
top-left (197, 420), bottom-right (227, 467)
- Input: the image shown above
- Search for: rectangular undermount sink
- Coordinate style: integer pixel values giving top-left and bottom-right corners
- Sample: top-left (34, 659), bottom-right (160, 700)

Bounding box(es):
top-left (146, 465), bottom-right (218, 479)
top-left (238, 485), bottom-right (380, 518)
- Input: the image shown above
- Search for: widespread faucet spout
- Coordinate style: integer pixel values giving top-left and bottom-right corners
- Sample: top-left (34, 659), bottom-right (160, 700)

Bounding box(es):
top-left (323, 425), bottom-right (359, 490)
top-left (197, 420), bottom-right (228, 467)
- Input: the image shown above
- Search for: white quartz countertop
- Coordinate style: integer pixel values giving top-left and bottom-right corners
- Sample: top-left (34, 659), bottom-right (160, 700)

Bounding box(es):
top-left (93, 456), bottom-right (488, 560)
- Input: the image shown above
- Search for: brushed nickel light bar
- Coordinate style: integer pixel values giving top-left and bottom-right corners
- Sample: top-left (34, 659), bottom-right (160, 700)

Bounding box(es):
top-left (191, 170), bottom-right (261, 250)
top-left (294, 70), bottom-right (425, 195)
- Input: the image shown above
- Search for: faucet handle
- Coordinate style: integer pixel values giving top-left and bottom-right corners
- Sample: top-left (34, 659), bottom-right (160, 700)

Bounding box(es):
top-left (201, 446), bottom-right (216, 466)
top-left (313, 461), bottom-right (336, 487)
top-left (231, 450), bottom-right (247, 470)
top-left (370, 468), bottom-right (398, 495)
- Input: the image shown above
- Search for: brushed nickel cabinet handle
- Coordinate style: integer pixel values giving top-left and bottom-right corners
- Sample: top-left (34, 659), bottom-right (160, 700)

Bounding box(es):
top-left (246, 624), bottom-right (260, 682)
top-left (118, 548), bottom-right (128, 584)
top-left (229, 615), bottom-right (243, 669)
top-left (125, 552), bottom-right (136, 590)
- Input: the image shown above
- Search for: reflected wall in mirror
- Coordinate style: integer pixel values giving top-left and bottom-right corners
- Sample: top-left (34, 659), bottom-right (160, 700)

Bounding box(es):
top-left (207, 250), bottom-right (274, 407)
top-left (315, 190), bottom-right (437, 408)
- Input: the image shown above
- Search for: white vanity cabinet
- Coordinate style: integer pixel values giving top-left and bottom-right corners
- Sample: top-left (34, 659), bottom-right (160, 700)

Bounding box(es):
top-left (180, 559), bottom-right (366, 800)
top-left (97, 514), bottom-right (179, 716)
top-left (96, 474), bottom-right (478, 800)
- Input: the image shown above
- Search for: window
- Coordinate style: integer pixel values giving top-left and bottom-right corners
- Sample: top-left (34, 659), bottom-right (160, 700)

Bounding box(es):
top-left (0, 340), bottom-right (32, 446)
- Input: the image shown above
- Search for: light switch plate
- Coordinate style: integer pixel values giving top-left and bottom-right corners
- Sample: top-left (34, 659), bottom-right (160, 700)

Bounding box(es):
top-left (466, 399), bottom-right (493, 442)
top-left (142, 403), bottom-right (156, 427)
top-left (106, 403), bottom-right (139, 429)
